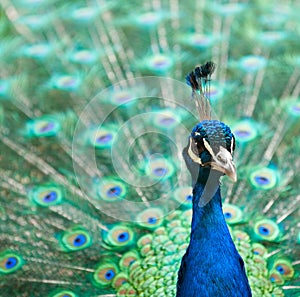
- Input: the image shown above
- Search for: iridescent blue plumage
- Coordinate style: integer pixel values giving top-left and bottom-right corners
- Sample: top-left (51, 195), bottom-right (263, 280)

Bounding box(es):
top-left (177, 120), bottom-right (251, 296)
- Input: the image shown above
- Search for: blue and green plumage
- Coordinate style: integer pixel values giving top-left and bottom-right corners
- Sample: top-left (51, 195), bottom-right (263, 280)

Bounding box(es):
top-left (177, 186), bottom-right (251, 297)
top-left (177, 120), bottom-right (251, 296)
top-left (0, 0), bottom-right (300, 296)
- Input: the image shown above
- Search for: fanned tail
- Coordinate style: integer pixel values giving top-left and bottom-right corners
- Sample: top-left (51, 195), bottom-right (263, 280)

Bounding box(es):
top-left (0, 0), bottom-right (299, 296)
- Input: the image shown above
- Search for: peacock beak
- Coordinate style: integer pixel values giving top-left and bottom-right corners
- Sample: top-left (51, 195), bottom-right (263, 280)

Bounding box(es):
top-left (210, 146), bottom-right (237, 182)
top-left (187, 137), bottom-right (237, 182)
top-left (200, 139), bottom-right (237, 181)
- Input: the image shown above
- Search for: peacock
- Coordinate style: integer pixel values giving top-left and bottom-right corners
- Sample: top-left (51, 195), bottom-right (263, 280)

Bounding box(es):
top-left (0, 0), bottom-right (300, 296)
top-left (176, 63), bottom-right (252, 297)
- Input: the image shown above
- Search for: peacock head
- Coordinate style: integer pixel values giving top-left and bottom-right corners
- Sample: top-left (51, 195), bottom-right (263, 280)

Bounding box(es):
top-left (183, 120), bottom-right (236, 184)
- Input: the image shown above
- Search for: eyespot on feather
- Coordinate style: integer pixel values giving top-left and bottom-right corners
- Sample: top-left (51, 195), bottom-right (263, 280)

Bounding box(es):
top-left (93, 261), bottom-right (119, 286)
top-left (252, 243), bottom-right (268, 257)
top-left (68, 6), bottom-right (101, 22)
top-left (103, 225), bottom-right (135, 249)
top-left (136, 208), bottom-right (164, 229)
top-left (89, 127), bottom-right (116, 149)
top-left (144, 54), bottom-right (174, 73)
top-left (146, 158), bottom-right (175, 180)
top-left (249, 167), bottom-right (278, 190)
top-left (222, 203), bottom-right (244, 224)
top-left (30, 185), bottom-right (63, 207)
top-left (238, 55), bottom-right (267, 72)
top-left (68, 49), bottom-right (98, 64)
top-left (107, 86), bottom-right (144, 107)
top-left (253, 219), bottom-right (281, 242)
top-left (272, 259), bottom-right (294, 279)
top-left (269, 270), bottom-right (285, 285)
top-left (0, 251), bottom-right (24, 274)
top-left (49, 75), bottom-right (81, 91)
top-left (97, 178), bottom-right (127, 202)
top-left (135, 11), bottom-right (162, 27)
top-left (119, 251), bottom-right (140, 270)
top-left (179, 33), bottom-right (215, 48)
top-left (26, 116), bottom-right (60, 137)
top-left (153, 110), bottom-right (181, 129)
top-left (59, 228), bottom-right (92, 251)
top-left (233, 230), bottom-right (250, 242)
top-left (231, 119), bottom-right (259, 143)
top-left (174, 187), bottom-right (193, 208)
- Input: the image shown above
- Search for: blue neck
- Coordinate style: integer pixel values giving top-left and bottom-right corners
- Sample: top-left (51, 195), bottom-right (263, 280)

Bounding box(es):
top-left (190, 183), bottom-right (228, 241)
top-left (176, 177), bottom-right (252, 297)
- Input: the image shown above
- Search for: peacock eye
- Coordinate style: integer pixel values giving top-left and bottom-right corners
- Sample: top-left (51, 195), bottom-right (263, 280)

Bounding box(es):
top-left (43, 191), bottom-right (57, 202)
top-left (117, 232), bottom-right (129, 243)
top-left (217, 154), bottom-right (227, 163)
top-left (5, 257), bottom-right (18, 269)
top-left (196, 140), bottom-right (205, 153)
top-left (73, 234), bottom-right (87, 246)
top-left (105, 269), bottom-right (115, 280)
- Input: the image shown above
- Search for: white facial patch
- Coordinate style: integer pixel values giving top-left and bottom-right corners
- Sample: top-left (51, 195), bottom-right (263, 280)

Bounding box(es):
top-left (203, 138), bottom-right (216, 159)
top-left (188, 138), bottom-right (202, 165)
